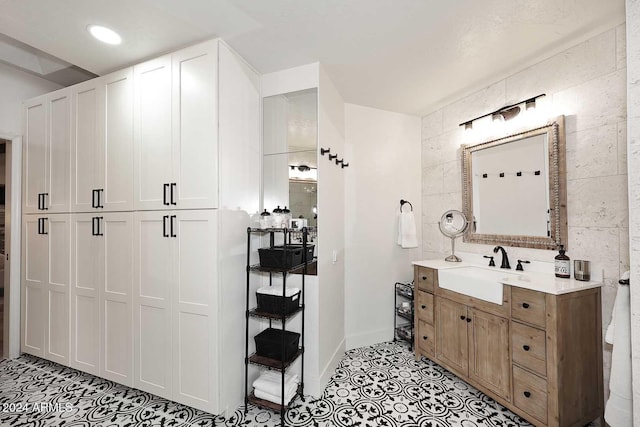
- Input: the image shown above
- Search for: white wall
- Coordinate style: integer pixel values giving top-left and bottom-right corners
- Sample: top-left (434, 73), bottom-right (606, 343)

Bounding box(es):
top-left (0, 62), bottom-right (62, 138)
top-left (421, 25), bottom-right (627, 400)
top-left (625, 0), bottom-right (640, 420)
top-left (344, 104), bottom-right (421, 349)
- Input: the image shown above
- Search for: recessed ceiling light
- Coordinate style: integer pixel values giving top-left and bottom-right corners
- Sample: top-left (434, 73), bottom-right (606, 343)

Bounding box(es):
top-left (87, 25), bottom-right (122, 45)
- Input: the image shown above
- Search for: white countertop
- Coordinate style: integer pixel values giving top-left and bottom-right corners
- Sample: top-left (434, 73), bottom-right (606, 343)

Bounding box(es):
top-left (412, 259), bottom-right (603, 295)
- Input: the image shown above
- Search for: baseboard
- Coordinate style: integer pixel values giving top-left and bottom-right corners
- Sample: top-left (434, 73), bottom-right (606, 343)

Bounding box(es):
top-left (346, 328), bottom-right (393, 351)
top-left (305, 338), bottom-right (345, 397)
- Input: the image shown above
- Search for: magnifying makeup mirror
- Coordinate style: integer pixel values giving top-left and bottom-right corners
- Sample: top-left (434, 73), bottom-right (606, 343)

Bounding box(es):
top-left (439, 210), bottom-right (469, 262)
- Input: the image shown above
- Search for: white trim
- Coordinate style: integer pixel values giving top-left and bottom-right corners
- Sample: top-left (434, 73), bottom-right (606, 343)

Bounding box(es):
top-left (305, 337), bottom-right (345, 397)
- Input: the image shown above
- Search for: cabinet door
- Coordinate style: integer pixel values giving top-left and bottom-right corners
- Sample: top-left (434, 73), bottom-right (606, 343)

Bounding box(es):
top-left (71, 81), bottom-right (101, 212)
top-left (101, 213), bottom-right (134, 386)
top-left (436, 297), bottom-right (468, 375)
top-left (171, 210), bottom-right (218, 412)
top-left (47, 91), bottom-right (71, 213)
top-left (133, 211), bottom-right (174, 398)
top-left (45, 215), bottom-right (70, 365)
top-left (468, 308), bottom-right (511, 400)
top-left (102, 69), bottom-right (134, 211)
top-left (70, 213), bottom-right (101, 375)
top-left (134, 56), bottom-right (173, 211)
top-left (171, 41), bottom-right (218, 210)
top-left (21, 215), bottom-right (47, 356)
top-left (23, 97), bottom-right (47, 214)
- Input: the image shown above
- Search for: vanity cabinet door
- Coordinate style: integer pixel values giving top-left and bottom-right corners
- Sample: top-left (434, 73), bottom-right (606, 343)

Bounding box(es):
top-left (436, 297), bottom-right (468, 375)
top-left (467, 308), bottom-right (511, 400)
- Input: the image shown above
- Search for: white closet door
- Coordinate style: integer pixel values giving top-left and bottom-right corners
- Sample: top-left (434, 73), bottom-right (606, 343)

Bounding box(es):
top-left (45, 215), bottom-right (70, 365)
top-left (171, 41), bottom-right (218, 210)
top-left (133, 211), bottom-right (174, 398)
top-left (23, 98), bottom-right (47, 214)
top-left (101, 212), bottom-right (134, 386)
top-left (71, 81), bottom-right (102, 212)
top-left (70, 213), bottom-right (101, 375)
top-left (134, 56), bottom-right (173, 211)
top-left (172, 209), bottom-right (218, 412)
top-left (102, 69), bottom-right (134, 212)
top-left (47, 91), bottom-right (71, 213)
top-left (21, 215), bottom-right (47, 356)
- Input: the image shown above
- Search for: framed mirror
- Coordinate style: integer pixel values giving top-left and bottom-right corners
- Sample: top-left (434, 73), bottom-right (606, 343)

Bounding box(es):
top-left (461, 116), bottom-right (567, 250)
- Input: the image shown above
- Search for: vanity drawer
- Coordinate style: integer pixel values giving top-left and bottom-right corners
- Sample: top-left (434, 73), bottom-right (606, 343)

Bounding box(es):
top-left (417, 320), bottom-right (435, 357)
top-left (511, 287), bottom-right (546, 328)
top-left (513, 366), bottom-right (548, 424)
top-left (512, 322), bottom-right (547, 377)
top-left (415, 266), bottom-right (435, 293)
top-left (416, 291), bottom-right (434, 324)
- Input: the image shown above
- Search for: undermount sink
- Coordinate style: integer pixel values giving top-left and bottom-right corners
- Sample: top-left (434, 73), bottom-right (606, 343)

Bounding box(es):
top-left (438, 266), bottom-right (520, 305)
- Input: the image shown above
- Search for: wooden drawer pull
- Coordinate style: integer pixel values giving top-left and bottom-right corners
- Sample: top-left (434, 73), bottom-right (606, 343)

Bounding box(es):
top-left (522, 303), bottom-right (530, 309)
top-left (421, 305), bottom-right (427, 309)
top-left (523, 345), bottom-right (530, 351)
top-left (523, 391), bottom-right (532, 398)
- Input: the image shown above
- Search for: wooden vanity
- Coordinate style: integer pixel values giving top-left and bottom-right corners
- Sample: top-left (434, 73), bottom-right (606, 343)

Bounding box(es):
top-left (413, 262), bottom-right (603, 427)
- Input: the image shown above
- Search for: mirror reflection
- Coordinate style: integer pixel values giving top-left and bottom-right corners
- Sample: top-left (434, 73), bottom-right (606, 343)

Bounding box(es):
top-left (462, 116), bottom-right (567, 250)
top-left (263, 88), bottom-right (318, 227)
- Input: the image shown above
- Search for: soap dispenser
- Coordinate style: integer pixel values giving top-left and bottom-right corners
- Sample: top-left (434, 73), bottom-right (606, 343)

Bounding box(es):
top-left (554, 245), bottom-right (570, 278)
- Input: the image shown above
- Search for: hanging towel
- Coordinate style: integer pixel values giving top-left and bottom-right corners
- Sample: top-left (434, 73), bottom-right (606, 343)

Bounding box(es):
top-left (604, 272), bottom-right (633, 427)
top-left (397, 211), bottom-right (418, 249)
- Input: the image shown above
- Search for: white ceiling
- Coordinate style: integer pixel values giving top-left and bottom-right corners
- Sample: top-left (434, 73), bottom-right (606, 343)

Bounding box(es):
top-left (0, 0), bottom-right (626, 116)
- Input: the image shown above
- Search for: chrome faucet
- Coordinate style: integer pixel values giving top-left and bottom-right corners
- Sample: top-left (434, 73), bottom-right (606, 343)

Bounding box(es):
top-left (493, 246), bottom-right (511, 269)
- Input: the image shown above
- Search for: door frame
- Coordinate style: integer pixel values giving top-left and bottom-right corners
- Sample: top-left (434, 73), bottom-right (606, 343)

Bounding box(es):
top-left (2, 134), bottom-right (22, 359)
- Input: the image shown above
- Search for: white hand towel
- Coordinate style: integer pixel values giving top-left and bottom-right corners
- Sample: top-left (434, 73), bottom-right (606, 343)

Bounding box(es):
top-left (252, 371), bottom-right (298, 397)
top-left (604, 279), bottom-right (633, 427)
top-left (397, 211), bottom-right (418, 249)
top-left (606, 271), bottom-right (630, 344)
top-left (254, 384), bottom-right (298, 405)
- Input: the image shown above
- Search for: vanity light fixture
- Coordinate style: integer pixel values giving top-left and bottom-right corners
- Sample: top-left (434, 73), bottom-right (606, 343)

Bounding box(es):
top-left (460, 93), bottom-right (545, 129)
top-left (87, 24), bottom-right (122, 45)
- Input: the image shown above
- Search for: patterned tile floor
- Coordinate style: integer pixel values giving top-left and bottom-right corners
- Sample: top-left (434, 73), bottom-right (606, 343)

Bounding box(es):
top-left (0, 342), bottom-right (557, 426)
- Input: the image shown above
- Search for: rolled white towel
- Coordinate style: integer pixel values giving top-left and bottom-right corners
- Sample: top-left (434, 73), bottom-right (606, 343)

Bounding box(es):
top-left (252, 371), bottom-right (298, 397)
top-left (397, 211), bottom-right (418, 249)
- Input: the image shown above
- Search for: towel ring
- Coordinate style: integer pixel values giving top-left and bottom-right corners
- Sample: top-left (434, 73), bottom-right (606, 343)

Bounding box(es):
top-left (400, 199), bottom-right (413, 212)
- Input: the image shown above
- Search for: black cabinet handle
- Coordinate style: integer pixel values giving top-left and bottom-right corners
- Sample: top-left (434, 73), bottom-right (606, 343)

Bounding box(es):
top-left (170, 215), bottom-right (176, 237)
top-left (37, 193), bottom-right (42, 210)
top-left (97, 189), bottom-right (104, 208)
top-left (466, 317), bottom-right (472, 323)
top-left (163, 184), bottom-right (170, 206)
top-left (96, 217), bottom-right (104, 236)
top-left (421, 305), bottom-right (426, 309)
top-left (170, 183), bottom-right (176, 205)
top-left (523, 391), bottom-right (531, 398)
top-left (422, 276), bottom-right (427, 281)
top-left (41, 218), bottom-right (48, 235)
top-left (42, 193), bottom-right (48, 210)
top-left (92, 217), bottom-right (98, 236)
top-left (92, 190), bottom-right (97, 208)
top-left (423, 336), bottom-right (428, 340)
top-left (522, 303), bottom-right (530, 309)
top-left (163, 215), bottom-right (169, 237)
top-left (37, 218), bottom-right (42, 234)
top-left (523, 345), bottom-right (530, 351)
top-left (460, 315), bottom-right (466, 320)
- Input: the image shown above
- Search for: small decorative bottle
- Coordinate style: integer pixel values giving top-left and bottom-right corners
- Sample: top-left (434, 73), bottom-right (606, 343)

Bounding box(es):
top-left (259, 209), bottom-right (272, 229)
top-left (282, 206), bottom-right (291, 228)
top-left (554, 245), bottom-right (570, 278)
top-left (272, 206), bottom-right (284, 228)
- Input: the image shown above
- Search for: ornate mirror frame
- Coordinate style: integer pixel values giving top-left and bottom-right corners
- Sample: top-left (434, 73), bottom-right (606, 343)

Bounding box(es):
top-left (461, 115), bottom-right (567, 250)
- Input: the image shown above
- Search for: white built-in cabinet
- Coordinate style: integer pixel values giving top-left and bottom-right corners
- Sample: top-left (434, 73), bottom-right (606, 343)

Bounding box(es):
top-left (133, 210), bottom-right (218, 409)
top-left (23, 89), bottom-right (71, 214)
top-left (71, 68), bottom-right (134, 212)
top-left (21, 38), bottom-right (258, 416)
top-left (21, 214), bottom-right (70, 364)
top-left (134, 41), bottom-right (218, 211)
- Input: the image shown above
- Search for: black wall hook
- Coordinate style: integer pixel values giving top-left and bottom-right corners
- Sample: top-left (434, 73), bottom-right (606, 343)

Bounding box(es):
top-left (336, 158), bottom-right (343, 165)
top-left (320, 147), bottom-right (331, 156)
top-left (341, 162), bottom-right (349, 169)
top-left (328, 154), bottom-right (337, 160)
